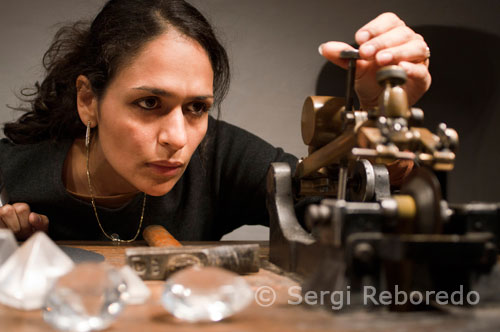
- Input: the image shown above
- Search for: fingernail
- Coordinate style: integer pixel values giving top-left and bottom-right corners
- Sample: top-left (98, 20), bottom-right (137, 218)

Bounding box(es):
top-left (377, 52), bottom-right (393, 63)
top-left (32, 214), bottom-right (41, 225)
top-left (361, 44), bottom-right (376, 57)
top-left (318, 43), bottom-right (324, 56)
top-left (356, 30), bottom-right (370, 44)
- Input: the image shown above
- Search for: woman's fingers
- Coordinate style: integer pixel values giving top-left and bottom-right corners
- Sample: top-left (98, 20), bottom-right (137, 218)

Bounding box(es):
top-left (319, 41), bottom-right (357, 69)
top-left (0, 204), bottom-right (22, 233)
top-left (358, 27), bottom-right (427, 65)
top-left (319, 41), bottom-right (372, 80)
top-left (0, 203), bottom-right (49, 239)
top-left (320, 12), bottom-right (431, 108)
top-left (29, 212), bottom-right (49, 233)
top-left (13, 203), bottom-right (32, 237)
top-left (399, 61), bottom-right (432, 106)
top-left (359, 26), bottom-right (420, 58)
top-left (355, 12), bottom-right (406, 44)
top-left (376, 39), bottom-right (429, 66)
top-left (399, 61), bottom-right (431, 81)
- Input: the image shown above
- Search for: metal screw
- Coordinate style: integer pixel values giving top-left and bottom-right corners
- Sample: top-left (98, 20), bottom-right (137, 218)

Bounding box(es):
top-left (306, 204), bottom-right (332, 229)
top-left (353, 242), bottom-right (375, 263)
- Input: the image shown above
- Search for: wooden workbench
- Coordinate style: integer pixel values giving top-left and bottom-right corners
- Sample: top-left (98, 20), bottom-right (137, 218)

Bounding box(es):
top-left (1, 241), bottom-right (500, 331)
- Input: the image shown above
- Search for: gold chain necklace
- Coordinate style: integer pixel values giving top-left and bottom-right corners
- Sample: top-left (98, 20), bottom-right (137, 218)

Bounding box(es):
top-left (86, 129), bottom-right (146, 243)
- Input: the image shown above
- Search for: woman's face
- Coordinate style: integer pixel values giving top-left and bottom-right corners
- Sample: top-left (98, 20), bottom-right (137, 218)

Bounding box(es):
top-left (91, 29), bottom-right (214, 196)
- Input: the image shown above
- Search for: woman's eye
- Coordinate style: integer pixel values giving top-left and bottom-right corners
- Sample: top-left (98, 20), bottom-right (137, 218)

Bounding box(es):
top-left (136, 97), bottom-right (160, 110)
top-left (185, 102), bottom-right (210, 116)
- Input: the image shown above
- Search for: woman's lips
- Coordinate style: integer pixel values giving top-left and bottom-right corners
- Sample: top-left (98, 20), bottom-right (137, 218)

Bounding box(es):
top-left (147, 161), bottom-right (184, 176)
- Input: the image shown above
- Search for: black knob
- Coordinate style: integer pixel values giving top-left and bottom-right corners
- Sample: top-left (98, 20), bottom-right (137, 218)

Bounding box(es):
top-left (376, 65), bottom-right (407, 86)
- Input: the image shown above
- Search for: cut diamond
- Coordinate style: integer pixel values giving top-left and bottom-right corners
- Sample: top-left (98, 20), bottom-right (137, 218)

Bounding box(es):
top-left (0, 232), bottom-right (74, 310)
top-left (43, 263), bottom-right (127, 332)
top-left (119, 265), bottom-right (150, 305)
top-left (0, 229), bottom-right (17, 266)
top-left (161, 266), bottom-right (253, 322)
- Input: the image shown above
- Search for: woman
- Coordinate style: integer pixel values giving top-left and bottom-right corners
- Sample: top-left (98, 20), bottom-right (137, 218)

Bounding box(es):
top-left (0, 0), bottom-right (431, 241)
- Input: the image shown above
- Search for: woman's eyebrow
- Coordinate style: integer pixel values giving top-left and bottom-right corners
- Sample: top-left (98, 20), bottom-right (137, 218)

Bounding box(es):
top-left (133, 86), bottom-right (171, 97)
top-left (133, 86), bottom-right (214, 100)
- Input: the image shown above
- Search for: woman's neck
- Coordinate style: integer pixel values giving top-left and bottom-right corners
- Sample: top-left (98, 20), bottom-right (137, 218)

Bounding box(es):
top-left (63, 137), bottom-right (139, 197)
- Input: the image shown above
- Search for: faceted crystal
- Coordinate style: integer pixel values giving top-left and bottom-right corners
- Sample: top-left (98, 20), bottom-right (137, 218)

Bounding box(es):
top-left (43, 263), bottom-right (127, 332)
top-left (0, 229), bottom-right (18, 266)
top-left (161, 266), bottom-right (253, 322)
top-left (119, 265), bottom-right (151, 305)
top-left (0, 232), bottom-right (74, 310)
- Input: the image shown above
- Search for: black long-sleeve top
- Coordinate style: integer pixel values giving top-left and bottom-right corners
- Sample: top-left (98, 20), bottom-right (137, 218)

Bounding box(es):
top-left (0, 116), bottom-right (297, 241)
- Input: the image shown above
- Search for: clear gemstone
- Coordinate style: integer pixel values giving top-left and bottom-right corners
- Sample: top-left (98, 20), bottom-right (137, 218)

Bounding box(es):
top-left (43, 263), bottom-right (127, 332)
top-left (0, 229), bottom-right (18, 266)
top-left (161, 266), bottom-right (253, 322)
top-left (110, 234), bottom-right (120, 241)
top-left (119, 265), bottom-right (150, 305)
top-left (0, 232), bottom-right (74, 310)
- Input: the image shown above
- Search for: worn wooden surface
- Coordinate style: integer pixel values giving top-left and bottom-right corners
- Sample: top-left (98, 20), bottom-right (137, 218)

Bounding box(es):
top-left (1, 241), bottom-right (500, 331)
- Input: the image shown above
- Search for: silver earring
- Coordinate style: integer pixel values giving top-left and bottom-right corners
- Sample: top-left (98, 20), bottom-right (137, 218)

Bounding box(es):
top-left (86, 121), bottom-right (91, 148)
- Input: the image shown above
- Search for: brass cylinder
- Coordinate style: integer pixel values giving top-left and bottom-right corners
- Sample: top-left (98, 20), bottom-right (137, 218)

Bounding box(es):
top-left (375, 66), bottom-right (410, 118)
top-left (393, 195), bottom-right (416, 220)
top-left (380, 85), bottom-right (410, 118)
top-left (301, 96), bottom-right (345, 148)
top-left (376, 66), bottom-right (409, 118)
top-left (295, 130), bottom-right (356, 178)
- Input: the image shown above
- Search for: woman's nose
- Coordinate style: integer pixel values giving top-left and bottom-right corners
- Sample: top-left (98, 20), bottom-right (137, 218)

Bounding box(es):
top-left (157, 107), bottom-right (188, 150)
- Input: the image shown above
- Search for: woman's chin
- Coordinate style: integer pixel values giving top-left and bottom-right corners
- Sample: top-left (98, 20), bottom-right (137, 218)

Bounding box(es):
top-left (141, 182), bottom-right (177, 197)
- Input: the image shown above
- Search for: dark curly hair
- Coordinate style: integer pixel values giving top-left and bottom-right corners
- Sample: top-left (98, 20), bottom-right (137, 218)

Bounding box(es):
top-left (4, 0), bottom-right (230, 144)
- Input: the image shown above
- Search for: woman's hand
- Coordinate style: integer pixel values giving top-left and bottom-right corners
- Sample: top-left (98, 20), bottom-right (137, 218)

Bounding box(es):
top-left (319, 12), bottom-right (431, 108)
top-left (0, 203), bottom-right (49, 240)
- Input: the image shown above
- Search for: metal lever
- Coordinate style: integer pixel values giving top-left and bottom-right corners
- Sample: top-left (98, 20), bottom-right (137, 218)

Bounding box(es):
top-left (340, 49), bottom-right (360, 114)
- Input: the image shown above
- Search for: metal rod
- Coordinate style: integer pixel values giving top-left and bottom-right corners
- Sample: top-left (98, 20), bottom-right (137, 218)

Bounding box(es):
top-left (345, 58), bottom-right (356, 112)
top-left (337, 162), bottom-right (349, 200)
top-left (340, 49), bottom-right (360, 113)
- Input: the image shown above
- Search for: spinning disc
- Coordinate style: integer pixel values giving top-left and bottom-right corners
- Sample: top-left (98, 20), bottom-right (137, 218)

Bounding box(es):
top-left (400, 167), bottom-right (442, 234)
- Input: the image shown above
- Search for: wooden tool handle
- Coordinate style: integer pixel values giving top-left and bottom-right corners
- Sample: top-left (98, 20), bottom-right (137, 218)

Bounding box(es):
top-left (143, 225), bottom-right (182, 247)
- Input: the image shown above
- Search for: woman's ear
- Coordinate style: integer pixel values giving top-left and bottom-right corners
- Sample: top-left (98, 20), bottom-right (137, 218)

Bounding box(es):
top-left (76, 75), bottom-right (98, 128)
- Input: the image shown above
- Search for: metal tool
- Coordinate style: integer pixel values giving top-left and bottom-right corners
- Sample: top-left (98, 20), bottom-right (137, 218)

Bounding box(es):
top-left (126, 244), bottom-right (260, 280)
top-left (267, 47), bottom-right (500, 311)
top-left (340, 49), bottom-right (360, 116)
top-left (126, 225), bottom-right (260, 280)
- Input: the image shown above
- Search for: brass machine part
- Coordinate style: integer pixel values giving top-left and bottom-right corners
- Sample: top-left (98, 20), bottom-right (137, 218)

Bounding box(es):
top-left (352, 64), bottom-right (457, 171)
top-left (295, 128), bottom-right (357, 178)
top-left (297, 66), bottom-right (415, 179)
top-left (376, 65), bottom-right (410, 118)
top-left (297, 63), bottom-right (456, 179)
top-left (357, 126), bottom-right (438, 152)
top-left (393, 195), bottom-right (417, 220)
top-left (297, 50), bottom-right (360, 179)
top-left (300, 176), bottom-right (337, 197)
top-left (355, 126), bottom-right (455, 171)
top-left (301, 96), bottom-right (345, 148)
